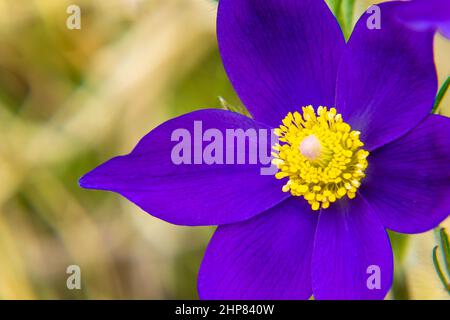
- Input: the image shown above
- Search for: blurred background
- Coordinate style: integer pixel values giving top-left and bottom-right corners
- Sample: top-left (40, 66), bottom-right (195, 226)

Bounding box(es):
top-left (0, 0), bottom-right (448, 299)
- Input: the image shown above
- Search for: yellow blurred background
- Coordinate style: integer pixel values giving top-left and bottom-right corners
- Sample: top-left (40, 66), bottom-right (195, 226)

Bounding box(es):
top-left (0, 0), bottom-right (448, 299)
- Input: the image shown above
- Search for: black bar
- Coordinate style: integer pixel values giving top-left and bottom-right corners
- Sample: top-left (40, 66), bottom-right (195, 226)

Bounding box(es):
top-left (0, 300), bottom-right (448, 319)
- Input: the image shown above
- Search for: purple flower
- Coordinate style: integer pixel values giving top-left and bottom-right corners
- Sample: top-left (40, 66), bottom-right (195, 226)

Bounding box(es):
top-left (394, 0), bottom-right (450, 39)
top-left (80, 0), bottom-right (450, 300)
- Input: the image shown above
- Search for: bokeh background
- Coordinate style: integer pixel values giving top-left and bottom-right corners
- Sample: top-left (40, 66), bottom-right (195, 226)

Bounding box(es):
top-left (0, 0), bottom-right (449, 299)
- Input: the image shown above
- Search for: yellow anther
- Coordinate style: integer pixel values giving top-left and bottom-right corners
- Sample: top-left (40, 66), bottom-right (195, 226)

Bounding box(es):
top-left (311, 202), bottom-right (320, 211)
top-left (272, 106), bottom-right (369, 211)
top-left (337, 188), bottom-right (347, 197)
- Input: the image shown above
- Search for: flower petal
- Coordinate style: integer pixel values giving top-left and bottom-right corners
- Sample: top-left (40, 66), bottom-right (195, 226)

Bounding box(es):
top-left (441, 25), bottom-right (450, 39)
top-left (312, 197), bottom-right (393, 300)
top-left (394, 0), bottom-right (450, 39)
top-left (336, 2), bottom-right (437, 150)
top-left (361, 115), bottom-right (450, 234)
top-left (198, 197), bottom-right (317, 300)
top-left (217, 0), bottom-right (345, 127)
top-left (80, 109), bottom-right (288, 226)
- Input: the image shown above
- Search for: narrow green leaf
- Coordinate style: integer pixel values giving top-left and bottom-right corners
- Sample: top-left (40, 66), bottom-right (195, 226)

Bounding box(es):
top-left (432, 76), bottom-right (450, 114)
top-left (432, 246), bottom-right (450, 294)
top-left (439, 228), bottom-right (450, 277)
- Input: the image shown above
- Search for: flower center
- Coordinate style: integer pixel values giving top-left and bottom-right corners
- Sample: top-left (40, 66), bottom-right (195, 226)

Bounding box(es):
top-left (272, 106), bottom-right (369, 211)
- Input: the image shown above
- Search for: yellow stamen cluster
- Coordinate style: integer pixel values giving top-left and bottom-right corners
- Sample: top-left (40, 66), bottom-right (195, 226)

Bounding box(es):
top-left (272, 106), bottom-right (369, 211)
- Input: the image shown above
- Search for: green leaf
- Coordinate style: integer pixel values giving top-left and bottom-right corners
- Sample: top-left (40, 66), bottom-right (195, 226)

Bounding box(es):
top-left (432, 76), bottom-right (450, 114)
top-left (439, 228), bottom-right (450, 278)
top-left (432, 228), bottom-right (450, 294)
top-left (432, 246), bottom-right (450, 294)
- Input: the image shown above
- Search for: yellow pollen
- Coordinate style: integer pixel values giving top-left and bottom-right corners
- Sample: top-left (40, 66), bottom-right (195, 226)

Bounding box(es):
top-left (272, 105), bottom-right (369, 211)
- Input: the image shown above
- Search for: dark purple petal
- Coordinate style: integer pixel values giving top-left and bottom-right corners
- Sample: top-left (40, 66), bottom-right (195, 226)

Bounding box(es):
top-left (217, 0), bottom-right (345, 127)
top-left (80, 109), bottom-right (289, 226)
top-left (198, 197), bottom-right (317, 300)
top-left (361, 115), bottom-right (450, 234)
top-left (394, 0), bottom-right (450, 39)
top-left (312, 197), bottom-right (393, 300)
top-left (336, 2), bottom-right (437, 150)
